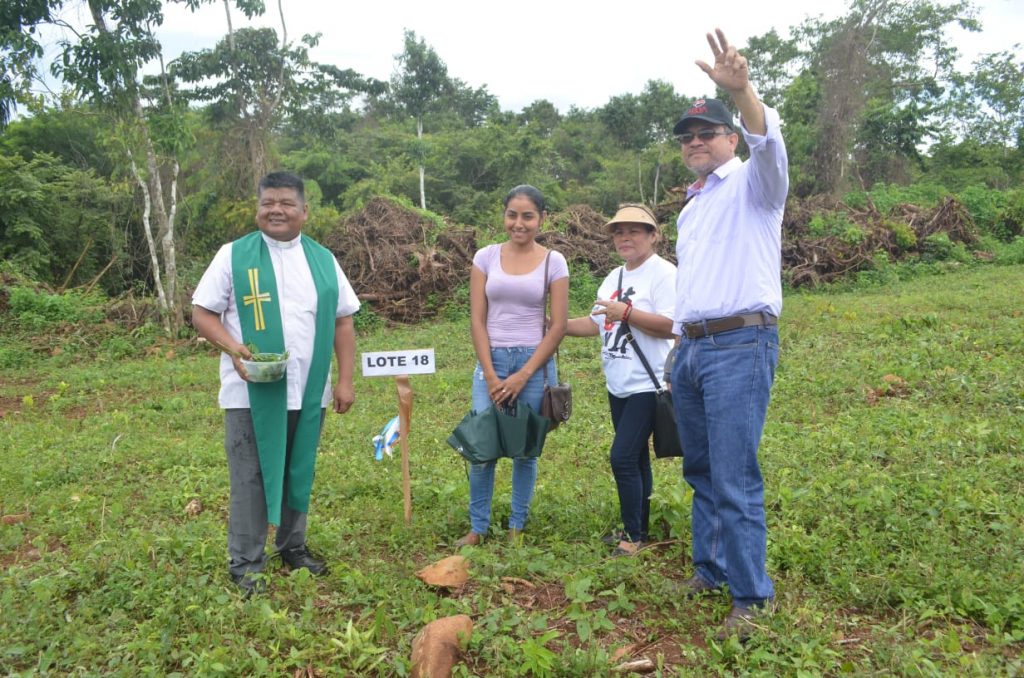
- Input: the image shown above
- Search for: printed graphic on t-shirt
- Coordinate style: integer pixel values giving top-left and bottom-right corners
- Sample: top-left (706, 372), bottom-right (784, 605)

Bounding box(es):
top-left (602, 285), bottom-right (635, 360)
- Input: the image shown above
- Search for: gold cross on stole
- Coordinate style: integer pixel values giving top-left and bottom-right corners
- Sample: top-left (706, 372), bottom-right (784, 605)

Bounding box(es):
top-left (242, 268), bottom-right (272, 331)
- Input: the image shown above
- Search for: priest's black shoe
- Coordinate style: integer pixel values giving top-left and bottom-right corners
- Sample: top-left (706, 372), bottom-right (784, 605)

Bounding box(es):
top-left (230, 572), bottom-right (266, 598)
top-left (280, 545), bottom-right (329, 576)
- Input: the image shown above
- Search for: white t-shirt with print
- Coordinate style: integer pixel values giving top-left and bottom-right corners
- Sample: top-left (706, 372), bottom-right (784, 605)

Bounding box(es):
top-left (590, 254), bottom-right (677, 398)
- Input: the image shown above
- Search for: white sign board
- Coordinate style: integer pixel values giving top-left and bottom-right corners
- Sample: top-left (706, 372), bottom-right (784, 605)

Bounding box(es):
top-left (361, 349), bottom-right (436, 377)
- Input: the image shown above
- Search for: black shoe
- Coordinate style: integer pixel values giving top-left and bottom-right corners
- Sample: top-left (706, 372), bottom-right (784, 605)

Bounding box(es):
top-left (675, 574), bottom-right (722, 599)
top-left (601, 529), bottom-right (626, 546)
top-left (714, 605), bottom-right (764, 642)
top-left (230, 571), bottom-right (266, 598)
top-left (279, 545), bottom-right (329, 576)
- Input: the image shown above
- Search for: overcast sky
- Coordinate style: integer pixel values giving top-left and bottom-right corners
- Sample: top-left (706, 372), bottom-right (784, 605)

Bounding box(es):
top-left (44, 0), bottom-right (1024, 113)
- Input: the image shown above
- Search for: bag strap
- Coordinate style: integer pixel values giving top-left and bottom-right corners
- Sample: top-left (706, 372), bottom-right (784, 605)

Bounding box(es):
top-left (541, 250), bottom-right (553, 387)
top-left (617, 266), bottom-right (665, 394)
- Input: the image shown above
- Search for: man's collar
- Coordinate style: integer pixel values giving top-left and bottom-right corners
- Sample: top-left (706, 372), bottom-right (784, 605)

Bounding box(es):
top-left (713, 156), bottom-right (743, 179)
top-left (687, 157), bottom-right (743, 196)
top-left (261, 232), bottom-right (302, 249)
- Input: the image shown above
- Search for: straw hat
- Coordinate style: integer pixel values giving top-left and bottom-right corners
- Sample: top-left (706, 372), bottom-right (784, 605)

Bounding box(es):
top-left (604, 203), bottom-right (659, 233)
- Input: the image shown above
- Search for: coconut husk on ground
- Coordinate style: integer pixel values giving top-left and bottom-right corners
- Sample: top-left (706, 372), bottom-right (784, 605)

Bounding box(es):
top-left (410, 614), bottom-right (473, 678)
top-left (415, 555), bottom-right (470, 588)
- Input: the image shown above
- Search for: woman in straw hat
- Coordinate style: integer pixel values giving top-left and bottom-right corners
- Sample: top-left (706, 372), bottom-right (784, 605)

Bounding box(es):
top-left (565, 204), bottom-right (676, 556)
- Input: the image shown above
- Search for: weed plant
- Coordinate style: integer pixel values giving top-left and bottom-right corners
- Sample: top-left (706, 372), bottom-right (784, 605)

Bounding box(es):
top-left (1, 266), bottom-right (1023, 675)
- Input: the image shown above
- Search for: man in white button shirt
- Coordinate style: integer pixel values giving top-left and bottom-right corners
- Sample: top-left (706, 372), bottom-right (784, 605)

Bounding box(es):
top-left (668, 29), bottom-right (789, 640)
top-left (192, 172), bottom-right (360, 596)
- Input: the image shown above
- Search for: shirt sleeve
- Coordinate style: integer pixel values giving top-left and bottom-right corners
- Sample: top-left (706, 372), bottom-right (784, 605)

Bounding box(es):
top-left (591, 268), bottom-right (618, 327)
top-left (547, 251), bottom-right (570, 284)
top-left (472, 245), bottom-right (493, 274)
top-left (651, 260), bottom-right (677, 320)
top-left (741, 103), bottom-right (789, 210)
top-left (192, 244), bottom-right (234, 313)
top-left (334, 258), bottom-right (361, 318)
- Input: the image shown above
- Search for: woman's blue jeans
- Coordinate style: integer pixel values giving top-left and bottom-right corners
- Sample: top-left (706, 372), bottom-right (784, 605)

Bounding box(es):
top-left (670, 324), bottom-right (779, 609)
top-left (608, 391), bottom-right (655, 543)
top-left (467, 347), bottom-right (554, 534)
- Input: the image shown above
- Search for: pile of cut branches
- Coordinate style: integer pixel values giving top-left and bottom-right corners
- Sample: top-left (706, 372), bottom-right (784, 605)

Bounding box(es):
top-left (782, 195), bottom-right (979, 287)
top-left (324, 198), bottom-right (477, 323)
top-left (537, 204), bottom-right (615, 272)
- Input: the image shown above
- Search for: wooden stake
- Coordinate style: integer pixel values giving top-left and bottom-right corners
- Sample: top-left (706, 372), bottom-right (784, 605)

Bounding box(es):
top-left (396, 375), bottom-right (414, 525)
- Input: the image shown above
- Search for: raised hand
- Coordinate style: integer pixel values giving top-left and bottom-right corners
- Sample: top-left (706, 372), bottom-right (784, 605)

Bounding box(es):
top-left (695, 28), bottom-right (749, 94)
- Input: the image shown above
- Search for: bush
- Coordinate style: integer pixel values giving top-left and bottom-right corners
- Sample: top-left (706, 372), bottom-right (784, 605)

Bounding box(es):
top-left (920, 233), bottom-right (972, 264)
top-left (885, 219), bottom-right (917, 250)
top-left (994, 236), bottom-right (1024, 265)
top-left (957, 185), bottom-right (1005, 236)
top-left (868, 183), bottom-right (950, 215)
top-left (807, 212), bottom-right (856, 238)
top-left (567, 263), bottom-right (601, 315)
top-left (994, 190), bottom-right (1024, 242)
top-left (7, 287), bottom-right (105, 328)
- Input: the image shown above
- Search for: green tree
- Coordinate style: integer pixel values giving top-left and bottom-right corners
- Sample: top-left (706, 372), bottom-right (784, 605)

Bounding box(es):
top-left (173, 26), bottom-right (384, 196)
top-left (0, 0), bottom-right (62, 129)
top-left (599, 80), bottom-right (687, 206)
top-left (386, 30), bottom-right (451, 210)
top-left (0, 152), bottom-right (130, 290)
top-left (954, 48), bottom-right (1024, 148)
top-left (5, 0), bottom-right (270, 330)
top-left (745, 0), bottom-right (980, 195)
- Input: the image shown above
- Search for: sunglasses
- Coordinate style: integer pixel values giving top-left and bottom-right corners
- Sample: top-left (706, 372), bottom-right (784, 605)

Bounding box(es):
top-left (675, 129), bottom-right (731, 145)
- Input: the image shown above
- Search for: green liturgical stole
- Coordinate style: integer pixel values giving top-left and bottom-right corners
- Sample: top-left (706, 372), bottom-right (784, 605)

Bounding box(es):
top-left (231, 231), bottom-right (339, 525)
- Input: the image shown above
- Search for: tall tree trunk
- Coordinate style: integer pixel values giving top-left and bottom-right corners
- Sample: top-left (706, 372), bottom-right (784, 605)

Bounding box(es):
top-left (651, 145), bottom-right (664, 209)
top-left (163, 160), bottom-right (182, 329)
top-left (127, 149), bottom-right (170, 333)
top-left (636, 153), bottom-right (645, 204)
top-left (90, 0), bottom-right (181, 332)
top-left (417, 118), bottom-right (426, 210)
top-left (222, 0), bottom-right (235, 51)
top-left (813, 0), bottom-right (885, 195)
top-left (135, 97), bottom-right (182, 330)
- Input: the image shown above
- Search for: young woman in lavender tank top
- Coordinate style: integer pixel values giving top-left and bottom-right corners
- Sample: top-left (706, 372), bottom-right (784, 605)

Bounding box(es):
top-left (454, 185), bottom-right (570, 547)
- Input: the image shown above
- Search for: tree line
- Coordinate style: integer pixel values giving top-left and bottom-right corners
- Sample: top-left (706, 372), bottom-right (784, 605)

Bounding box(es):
top-left (1, 0), bottom-right (1022, 332)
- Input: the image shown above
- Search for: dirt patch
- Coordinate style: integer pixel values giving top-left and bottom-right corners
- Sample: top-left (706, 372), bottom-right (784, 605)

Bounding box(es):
top-left (0, 534), bottom-right (66, 572)
top-left (0, 376), bottom-right (47, 419)
top-left (497, 577), bottom-right (569, 611)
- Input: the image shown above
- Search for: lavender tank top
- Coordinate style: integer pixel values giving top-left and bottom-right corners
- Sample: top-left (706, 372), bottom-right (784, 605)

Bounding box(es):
top-left (473, 244), bottom-right (569, 347)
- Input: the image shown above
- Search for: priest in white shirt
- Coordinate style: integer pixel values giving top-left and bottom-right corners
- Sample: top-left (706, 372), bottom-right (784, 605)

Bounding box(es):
top-left (192, 171), bottom-right (360, 597)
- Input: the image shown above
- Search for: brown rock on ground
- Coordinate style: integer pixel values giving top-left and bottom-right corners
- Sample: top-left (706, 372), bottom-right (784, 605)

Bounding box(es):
top-left (410, 614), bottom-right (473, 678)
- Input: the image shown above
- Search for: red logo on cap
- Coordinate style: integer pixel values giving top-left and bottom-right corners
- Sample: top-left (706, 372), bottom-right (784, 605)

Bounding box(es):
top-left (688, 99), bottom-right (708, 115)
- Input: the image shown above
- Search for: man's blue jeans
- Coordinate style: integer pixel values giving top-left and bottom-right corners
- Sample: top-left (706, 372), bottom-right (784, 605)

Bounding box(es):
top-left (670, 324), bottom-right (779, 608)
top-left (467, 347), bottom-right (554, 535)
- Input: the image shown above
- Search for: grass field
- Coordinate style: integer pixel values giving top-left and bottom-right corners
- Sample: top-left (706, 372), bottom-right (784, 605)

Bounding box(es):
top-left (1, 265), bottom-right (1022, 676)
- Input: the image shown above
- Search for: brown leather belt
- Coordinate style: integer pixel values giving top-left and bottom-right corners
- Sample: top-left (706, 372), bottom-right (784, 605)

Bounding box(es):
top-left (682, 312), bottom-right (778, 339)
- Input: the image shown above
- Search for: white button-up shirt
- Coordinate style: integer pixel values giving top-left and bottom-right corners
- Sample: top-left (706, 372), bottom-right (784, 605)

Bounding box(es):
top-left (192, 232), bottom-right (360, 409)
top-left (673, 104), bottom-right (789, 332)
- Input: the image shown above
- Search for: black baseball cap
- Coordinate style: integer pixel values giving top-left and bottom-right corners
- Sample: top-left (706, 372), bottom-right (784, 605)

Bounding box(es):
top-left (673, 98), bottom-right (735, 135)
